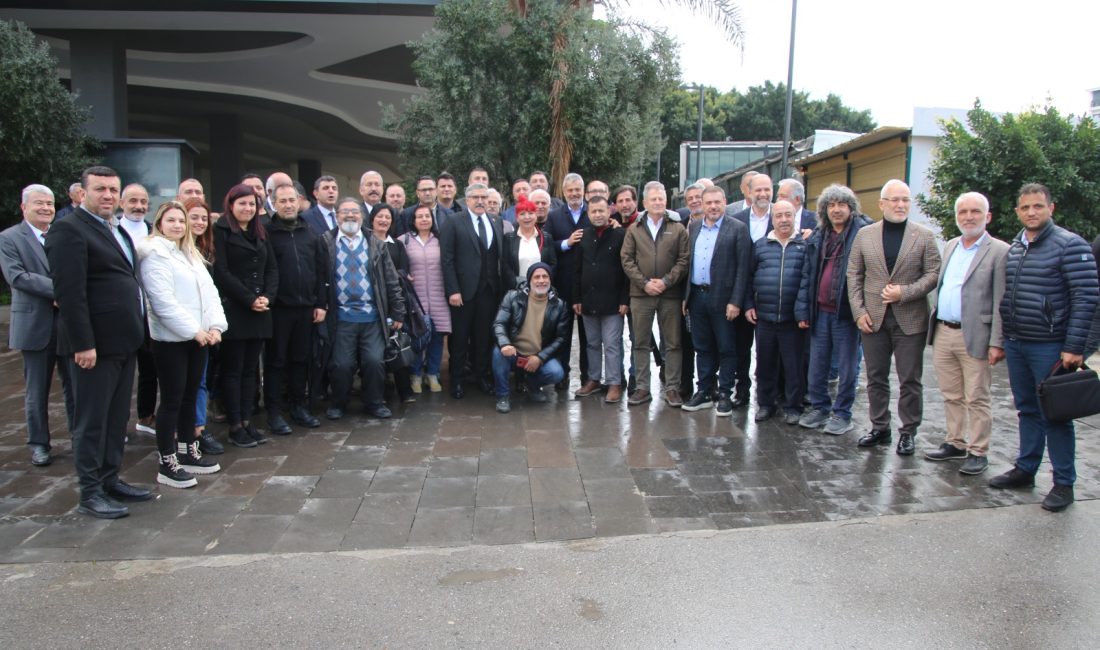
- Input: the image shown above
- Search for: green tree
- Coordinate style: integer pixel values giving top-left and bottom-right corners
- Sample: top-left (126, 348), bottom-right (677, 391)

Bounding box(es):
top-left (654, 82), bottom-right (876, 189)
top-left (918, 102), bottom-right (1100, 242)
top-left (383, 0), bottom-right (679, 192)
top-left (0, 20), bottom-right (96, 225)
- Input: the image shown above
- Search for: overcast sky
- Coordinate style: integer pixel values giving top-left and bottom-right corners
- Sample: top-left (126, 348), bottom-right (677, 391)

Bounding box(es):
top-left (609, 0), bottom-right (1099, 127)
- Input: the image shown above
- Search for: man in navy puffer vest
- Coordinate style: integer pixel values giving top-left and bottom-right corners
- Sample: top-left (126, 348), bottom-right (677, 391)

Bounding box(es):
top-left (990, 183), bottom-right (1099, 512)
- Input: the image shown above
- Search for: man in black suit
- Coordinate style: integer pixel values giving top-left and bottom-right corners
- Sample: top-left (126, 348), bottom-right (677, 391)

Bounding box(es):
top-left (302, 175), bottom-right (340, 236)
top-left (46, 166), bottom-right (150, 519)
top-left (544, 172), bottom-right (590, 386)
top-left (529, 170), bottom-right (565, 211)
top-left (440, 183), bottom-right (505, 398)
top-left (54, 182), bottom-right (83, 220)
top-left (681, 186), bottom-right (751, 416)
top-left (398, 176), bottom-right (449, 236)
top-left (727, 173), bottom-right (777, 407)
top-left (359, 170), bottom-right (384, 218)
top-left (0, 184), bottom-right (75, 467)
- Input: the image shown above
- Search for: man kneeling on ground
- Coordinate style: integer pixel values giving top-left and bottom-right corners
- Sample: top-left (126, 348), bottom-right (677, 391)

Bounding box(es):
top-left (491, 262), bottom-right (568, 413)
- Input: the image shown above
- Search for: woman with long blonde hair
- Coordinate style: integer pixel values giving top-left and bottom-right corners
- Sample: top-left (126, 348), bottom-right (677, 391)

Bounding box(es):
top-left (137, 201), bottom-right (227, 488)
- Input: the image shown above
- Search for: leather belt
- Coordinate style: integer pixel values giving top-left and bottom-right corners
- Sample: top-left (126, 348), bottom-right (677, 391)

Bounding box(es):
top-left (692, 283), bottom-right (711, 291)
top-left (937, 319), bottom-right (962, 329)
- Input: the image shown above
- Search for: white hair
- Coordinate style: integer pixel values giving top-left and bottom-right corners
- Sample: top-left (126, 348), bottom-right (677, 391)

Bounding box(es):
top-left (880, 179), bottom-right (909, 198)
top-left (778, 178), bottom-right (805, 202)
top-left (529, 189), bottom-right (551, 202)
top-left (22, 184), bottom-right (54, 204)
top-left (463, 182), bottom-right (488, 198)
top-left (954, 191), bottom-right (989, 214)
top-left (562, 172), bottom-right (584, 187)
top-left (643, 180), bottom-right (666, 197)
top-left (360, 170), bottom-right (383, 184)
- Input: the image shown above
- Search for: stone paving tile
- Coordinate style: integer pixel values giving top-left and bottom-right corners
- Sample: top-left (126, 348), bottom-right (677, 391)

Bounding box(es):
top-left (594, 515), bottom-right (659, 537)
top-left (479, 429), bottom-right (526, 449)
top-left (201, 456), bottom-right (286, 497)
top-left (433, 436), bottom-right (481, 457)
top-left (273, 432), bottom-right (347, 475)
top-left (473, 506), bottom-right (535, 545)
top-left (311, 470), bottom-right (375, 498)
top-left (381, 443), bottom-right (433, 467)
top-left (245, 475), bottom-right (320, 515)
top-left (532, 500), bottom-right (594, 542)
top-left (574, 448), bottom-right (632, 479)
top-left (407, 506), bottom-right (474, 547)
top-left (340, 522), bottom-right (412, 550)
top-left (143, 496), bottom-right (249, 557)
top-left (654, 516), bottom-right (717, 532)
top-left (210, 514), bottom-right (295, 555)
top-left (644, 495), bottom-right (710, 518)
top-left (273, 497), bottom-right (362, 553)
top-left (353, 492), bottom-right (420, 526)
top-left (331, 445), bottom-right (386, 471)
top-left (479, 449), bottom-right (528, 476)
top-left (526, 430), bottom-right (575, 468)
top-left (475, 475), bottom-right (531, 508)
top-left (419, 477), bottom-right (477, 508)
top-left (630, 468), bottom-right (694, 496)
top-left (367, 466), bottom-right (427, 494)
top-left (427, 456), bottom-right (479, 478)
top-left (529, 468), bottom-right (586, 503)
top-left (582, 478), bottom-right (648, 519)
top-left (71, 525), bottom-right (166, 561)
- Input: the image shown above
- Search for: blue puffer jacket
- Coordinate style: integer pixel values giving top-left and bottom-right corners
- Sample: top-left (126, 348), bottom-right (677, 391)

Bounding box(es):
top-left (1001, 220), bottom-right (1099, 353)
top-left (746, 233), bottom-right (812, 323)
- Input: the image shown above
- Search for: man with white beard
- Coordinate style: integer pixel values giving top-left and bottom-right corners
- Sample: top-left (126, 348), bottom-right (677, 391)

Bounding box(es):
top-left (923, 192), bottom-right (1009, 476)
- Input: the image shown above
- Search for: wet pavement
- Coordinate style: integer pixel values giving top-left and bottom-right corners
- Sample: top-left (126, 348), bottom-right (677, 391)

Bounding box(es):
top-left (1, 306), bottom-right (1098, 562)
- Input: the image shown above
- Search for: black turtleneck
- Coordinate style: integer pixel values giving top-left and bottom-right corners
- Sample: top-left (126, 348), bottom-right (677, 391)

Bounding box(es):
top-left (883, 219), bottom-right (907, 274)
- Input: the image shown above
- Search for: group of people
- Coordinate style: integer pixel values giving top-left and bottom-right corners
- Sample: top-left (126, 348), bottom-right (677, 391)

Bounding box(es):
top-left (2, 163), bottom-right (1097, 519)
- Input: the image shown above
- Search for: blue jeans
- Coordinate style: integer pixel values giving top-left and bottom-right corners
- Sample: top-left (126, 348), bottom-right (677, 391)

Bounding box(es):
top-left (491, 347), bottom-right (564, 397)
top-left (195, 356), bottom-right (208, 428)
top-left (808, 311), bottom-right (861, 420)
top-left (411, 331), bottom-right (445, 377)
top-left (1005, 339), bottom-right (1076, 486)
top-left (688, 292), bottom-right (737, 396)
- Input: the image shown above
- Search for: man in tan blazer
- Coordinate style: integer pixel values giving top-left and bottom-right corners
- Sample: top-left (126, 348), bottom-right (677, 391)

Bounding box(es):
top-left (847, 179), bottom-right (941, 455)
top-left (924, 192), bottom-right (1009, 475)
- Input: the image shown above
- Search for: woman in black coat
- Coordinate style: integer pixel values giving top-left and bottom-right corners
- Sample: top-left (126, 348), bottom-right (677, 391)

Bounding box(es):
top-left (212, 183), bottom-right (279, 448)
top-left (370, 204), bottom-right (415, 402)
top-left (502, 195), bottom-right (556, 290)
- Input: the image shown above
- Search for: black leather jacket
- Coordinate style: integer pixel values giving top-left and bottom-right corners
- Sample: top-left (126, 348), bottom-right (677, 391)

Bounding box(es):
top-left (493, 282), bottom-right (569, 362)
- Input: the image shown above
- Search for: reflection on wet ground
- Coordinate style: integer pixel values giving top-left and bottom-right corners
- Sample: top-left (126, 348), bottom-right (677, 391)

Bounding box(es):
top-left (1, 327), bottom-right (1097, 561)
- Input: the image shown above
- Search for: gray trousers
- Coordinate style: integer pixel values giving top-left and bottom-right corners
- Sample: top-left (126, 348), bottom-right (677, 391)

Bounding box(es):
top-left (860, 309), bottom-right (926, 435)
top-left (581, 313), bottom-right (624, 385)
top-left (22, 340), bottom-right (75, 449)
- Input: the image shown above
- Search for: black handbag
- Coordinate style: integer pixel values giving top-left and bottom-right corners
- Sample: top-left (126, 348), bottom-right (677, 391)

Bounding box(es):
top-left (1037, 362), bottom-right (1100, 423)
top-left (384, 329), bottom-right (418, 372)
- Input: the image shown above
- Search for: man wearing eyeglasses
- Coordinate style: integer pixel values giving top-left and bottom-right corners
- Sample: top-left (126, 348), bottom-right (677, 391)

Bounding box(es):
top-left (847, 179), bottom-right (941, 455)
top-left (398, 175), bottom-right (448, 236)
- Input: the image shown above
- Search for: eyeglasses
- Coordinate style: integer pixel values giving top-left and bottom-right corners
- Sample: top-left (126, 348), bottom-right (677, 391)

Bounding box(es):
top-left (883, 197), bottom-right (911, 204)
top-left (337, 209), bottom-right (362, 216)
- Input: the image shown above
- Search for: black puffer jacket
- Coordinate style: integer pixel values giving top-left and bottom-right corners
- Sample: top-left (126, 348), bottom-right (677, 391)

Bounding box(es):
top-left (573, 225), bottom-right (629, 315)
top-left (745, 233), bottom-right (812, 324)
top-left (1001, 220), bottom-right (1098, 353)
top-left (267, 216), bottom-right (329, 309)
top-left (493, 283), bottom-right (569, 362)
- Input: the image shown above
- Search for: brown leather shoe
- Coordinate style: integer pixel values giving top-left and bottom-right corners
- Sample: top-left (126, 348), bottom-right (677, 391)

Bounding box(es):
top-left (574, 380), bottom-right (603, 398)
top-left (664, 389), bottom-right (683, 408)
top-left (604, 385), bottom-right (623, 404)
top-left (627, 388), bottom-right (652, 405)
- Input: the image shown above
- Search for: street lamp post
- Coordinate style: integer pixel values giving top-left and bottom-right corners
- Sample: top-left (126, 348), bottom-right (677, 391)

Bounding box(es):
top-left (780, 0), bottom-right (798, 175)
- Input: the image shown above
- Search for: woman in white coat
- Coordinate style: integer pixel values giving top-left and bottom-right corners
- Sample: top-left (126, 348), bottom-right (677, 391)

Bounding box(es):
top-left (138, 201), bottom-right (228, 488)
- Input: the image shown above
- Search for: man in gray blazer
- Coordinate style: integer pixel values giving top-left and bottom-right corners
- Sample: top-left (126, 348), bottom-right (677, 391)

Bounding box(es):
top-left (847, 179), bottom-right (941, 455)
top-left (924, 193), bottom-right (1009, 475)
top-left (0, 184), bottom-right (75, 467)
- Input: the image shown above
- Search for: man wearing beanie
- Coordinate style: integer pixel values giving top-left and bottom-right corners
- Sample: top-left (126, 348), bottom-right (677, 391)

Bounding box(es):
top-left (490, 262), bottom-right (568, 413)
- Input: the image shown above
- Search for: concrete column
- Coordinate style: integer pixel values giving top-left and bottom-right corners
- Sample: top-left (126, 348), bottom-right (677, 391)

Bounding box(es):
top-left (209, 114), bottom-right (243, 204)
top-left (298, 159), bottom-right (322, 199)
top-left (69, 36), bottom-right (128, 139)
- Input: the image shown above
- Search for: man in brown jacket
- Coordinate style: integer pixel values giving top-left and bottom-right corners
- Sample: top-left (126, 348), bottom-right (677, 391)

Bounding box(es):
top-left (620, 181), bottom-right (690, 406)
top-left (847, 179), bottom-right (941, 455)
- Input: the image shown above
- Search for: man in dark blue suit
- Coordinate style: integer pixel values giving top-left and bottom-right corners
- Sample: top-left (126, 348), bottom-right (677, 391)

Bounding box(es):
top-left (544, 172), bottom-right (590, 386)
top-left (301, 175), bottom-right (340, 236)
top-left (46, 166), bottom-right (150, 519)
top-left (681, 186), bottom-right (751, 416)
top-left (777, 178), bottom-right (818, 232)
top-left (440, 183), bottom-right (506, 398)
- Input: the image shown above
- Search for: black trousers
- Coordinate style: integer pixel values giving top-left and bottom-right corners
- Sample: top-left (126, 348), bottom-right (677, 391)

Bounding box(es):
top-left (449, 285), bottom-right (497, 384)
top-left (23, 319), bottom-right (75, 448)
top-left (135, 345), bottom-right (158, 419)
top-left (755, 320), bottom-right (806, 411)
top-left (734, 315), bottom-right (755, 398)
top-left (265, 306), bottom-right (313, 413)
top-left (68, 352), bottom-right (135, 500)
top-left (219, 338), bottom-right (264, 426)
top-left (152, 340), bottom-right (207, 456)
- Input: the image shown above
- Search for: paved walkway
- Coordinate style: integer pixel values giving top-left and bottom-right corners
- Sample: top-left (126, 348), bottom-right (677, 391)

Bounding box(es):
top-left (1, 306), bottom-right (1098, 562)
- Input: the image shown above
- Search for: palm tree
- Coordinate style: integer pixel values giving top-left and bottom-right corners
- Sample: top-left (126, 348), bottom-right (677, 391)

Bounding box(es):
top-left (508, 1), bottom-right (744, 192)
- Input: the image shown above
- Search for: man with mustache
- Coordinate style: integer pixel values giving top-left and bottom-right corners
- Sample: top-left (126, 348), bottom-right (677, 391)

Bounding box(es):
top-left (924, 192), bottom-right (1009, 476)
